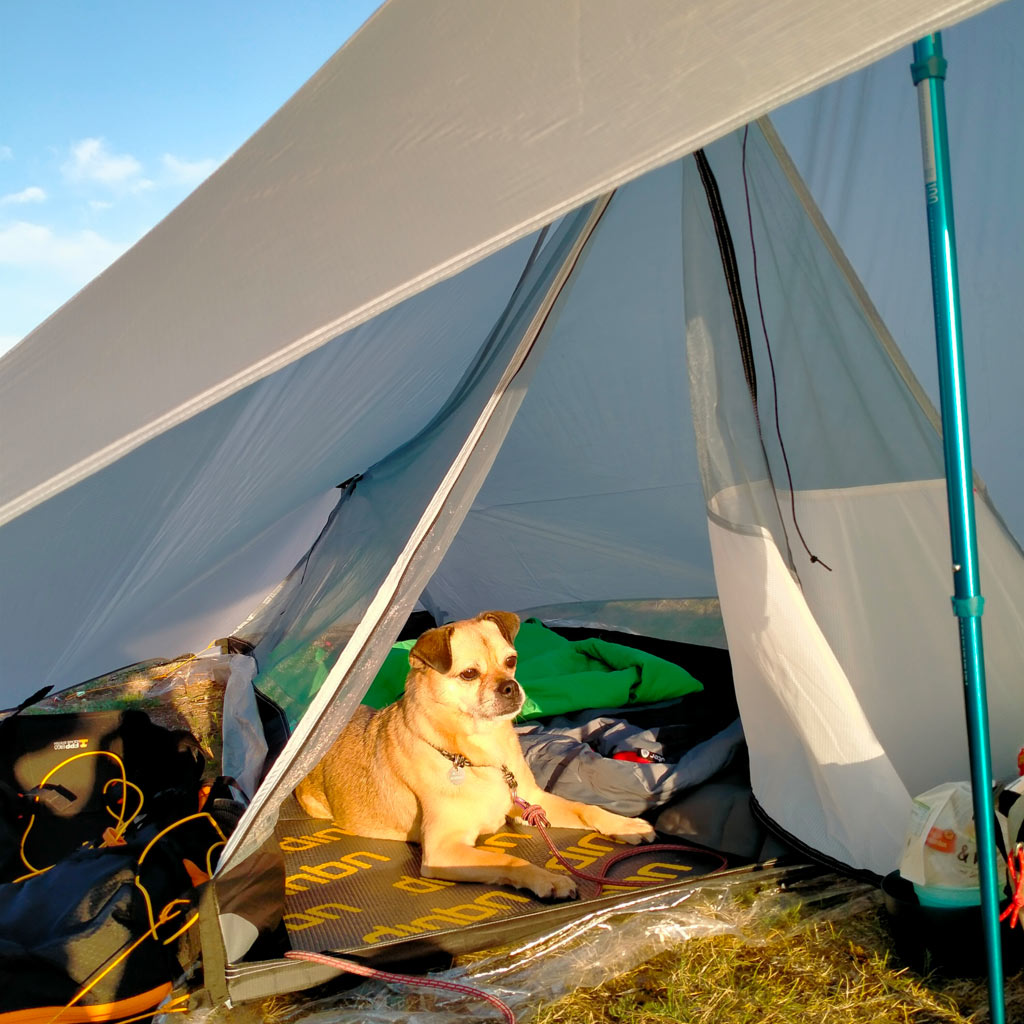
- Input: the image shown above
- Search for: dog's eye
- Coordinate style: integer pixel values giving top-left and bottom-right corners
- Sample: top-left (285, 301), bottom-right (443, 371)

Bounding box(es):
top-left (459, 668), bottom-right (479, 681)
top-left (505, 655), bottom-right (517, 669)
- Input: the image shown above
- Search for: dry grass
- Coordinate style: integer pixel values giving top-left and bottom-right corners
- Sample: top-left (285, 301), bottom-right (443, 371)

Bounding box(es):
top-left (528, 896), bottom-right (1024, 1024)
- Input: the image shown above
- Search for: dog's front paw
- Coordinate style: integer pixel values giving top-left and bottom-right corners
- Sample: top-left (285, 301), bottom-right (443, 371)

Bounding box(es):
top-left (582, 808), bottom-right (656, 845)
top-left (522, 866), bottom-right (578, 900)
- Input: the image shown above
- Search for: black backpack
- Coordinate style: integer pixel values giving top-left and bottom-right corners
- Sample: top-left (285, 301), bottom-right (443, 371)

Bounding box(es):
top-left (0, 703), bottom-right (205, 881)
top-left (0, 696), bottom-right (236, 1023)
top-left (0, 811), bottom-right (226, 1023)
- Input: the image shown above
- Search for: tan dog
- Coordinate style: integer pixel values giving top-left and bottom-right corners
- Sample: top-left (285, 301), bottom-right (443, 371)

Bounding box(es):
top-left (295, 611), bottom-right (655, 898)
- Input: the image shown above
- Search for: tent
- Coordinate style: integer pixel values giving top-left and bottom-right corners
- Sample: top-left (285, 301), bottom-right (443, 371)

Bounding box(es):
top-left (1, 0), bottom-right (1022, 1005)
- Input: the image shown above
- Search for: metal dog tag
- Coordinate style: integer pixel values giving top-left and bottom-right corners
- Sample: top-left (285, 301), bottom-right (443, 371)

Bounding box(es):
top-left (448, 765), bottom-right (465, 786)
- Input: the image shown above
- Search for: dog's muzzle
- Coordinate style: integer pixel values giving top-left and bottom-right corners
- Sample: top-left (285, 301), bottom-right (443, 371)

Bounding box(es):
top-left (492, 678), bottom-right (525, 718)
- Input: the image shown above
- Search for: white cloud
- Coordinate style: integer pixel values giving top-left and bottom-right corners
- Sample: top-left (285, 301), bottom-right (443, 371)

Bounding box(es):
top-left (56, 139), bottom-right (217, 206)
top-left (162, 153), bottom-right (219, 187)
top-left (0, 146), bottom-right (12, 162)
top-left (0, 220), bottom-right (125, 280)
top-left (1, 186), bottom-right (46, 206)
top-left (62, 137), bottom-right (142, 186)
top-left (88, 199), bottom-right (114, 211)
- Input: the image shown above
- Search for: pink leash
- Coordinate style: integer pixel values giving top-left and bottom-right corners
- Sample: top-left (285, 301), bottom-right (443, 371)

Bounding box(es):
top-left (285, 948), bottom-right (517, 1022)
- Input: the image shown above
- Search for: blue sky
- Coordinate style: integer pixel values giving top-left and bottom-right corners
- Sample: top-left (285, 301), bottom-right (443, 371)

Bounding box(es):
top-left (0, 1), bottom-right (381, 357)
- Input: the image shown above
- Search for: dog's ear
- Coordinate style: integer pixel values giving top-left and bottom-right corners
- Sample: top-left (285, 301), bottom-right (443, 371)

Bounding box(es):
top-left (409, 624), bottom-right (455, 673)
top-left (477, 610), bottom-right (520, 645)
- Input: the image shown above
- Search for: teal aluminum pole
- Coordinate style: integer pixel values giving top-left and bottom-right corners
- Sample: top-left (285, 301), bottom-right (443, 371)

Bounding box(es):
top-left (911, 33), bottom-right (1004, 1023)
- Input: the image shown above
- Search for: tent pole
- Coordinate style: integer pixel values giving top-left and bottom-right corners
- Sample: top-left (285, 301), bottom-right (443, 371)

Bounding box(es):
top-left (911, 33), bottom-right (1004, 1023)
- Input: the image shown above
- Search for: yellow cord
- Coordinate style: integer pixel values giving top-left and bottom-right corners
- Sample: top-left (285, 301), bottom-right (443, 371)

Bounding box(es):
top-left (134, 812), bottom-right (227, 934)
top-left (19, 736), bottom-right (223, 1024)
top-left (158, 994), bottom-right (191, 1012)
top-left (17, 738), bottom-right (222, 1024)
top-left (11, 863), bottom-right (52, 883)
top-left (160, 910), bottom-right (199, 946)
top-left (118, 992), bottom-right (192, 1022)
top-left (150, 641), bottom-right (220, 680)
top-left (19, 749), bottom-right (129, 875)
top-left (45, 900), bottom-right (189, 1024)
top-left (111, 1003), bottom-right (189, 1024)
top-left (103, 777), bottom-right (145, 841)
top-left (205, 841), bottom-right (226, 877)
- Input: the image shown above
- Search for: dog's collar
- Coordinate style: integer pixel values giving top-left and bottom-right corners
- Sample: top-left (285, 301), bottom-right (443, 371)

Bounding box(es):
top-left (434, 746), bottom-right (473, 770)
top-left (431, 745), bottom-right (519, 793)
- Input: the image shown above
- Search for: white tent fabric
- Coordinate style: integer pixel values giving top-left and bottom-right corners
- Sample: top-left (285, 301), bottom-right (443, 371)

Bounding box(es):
top-left (1, 0), bottom-right (1021, 882)
top-left (773, 0), bottom-right (1024, 542)
top-left (707, 514), bottom-right (913, 872)
top-left (0, 0), bottom-right (1009, 692)
top-left (0, 232), bottom-right (545, 689)
top-left (0, 0), bottom-right (1000, 522)
top-left (710, 478), bottom-right (1024, 870)
top-left (680, 122), bottom-right (1024, 868)
top-left (216, 117), bottom-right (1024, 874)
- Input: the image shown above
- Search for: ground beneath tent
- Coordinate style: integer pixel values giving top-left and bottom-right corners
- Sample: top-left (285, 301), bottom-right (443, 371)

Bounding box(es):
top-left (275, 796), bottom-right (736, 963)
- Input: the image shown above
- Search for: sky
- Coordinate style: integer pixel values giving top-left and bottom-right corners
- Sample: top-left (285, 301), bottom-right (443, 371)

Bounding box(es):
top-left (0, 1), bottom-right (382, 358)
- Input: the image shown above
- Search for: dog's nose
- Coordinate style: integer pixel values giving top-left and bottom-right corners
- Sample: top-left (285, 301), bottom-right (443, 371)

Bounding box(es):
top-left (498, 679), bottom-right (518, 698)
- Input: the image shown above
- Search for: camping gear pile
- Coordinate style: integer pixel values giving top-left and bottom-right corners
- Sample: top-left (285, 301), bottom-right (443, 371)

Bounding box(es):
top-left (1, 0), bottom-right (1023, 1019)
top-left (0, 694), bottom-right (244, 1024)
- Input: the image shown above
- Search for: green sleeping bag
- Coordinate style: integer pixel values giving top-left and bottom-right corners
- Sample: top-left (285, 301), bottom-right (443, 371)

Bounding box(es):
top-left (362, 618), bottom-right (702, 718)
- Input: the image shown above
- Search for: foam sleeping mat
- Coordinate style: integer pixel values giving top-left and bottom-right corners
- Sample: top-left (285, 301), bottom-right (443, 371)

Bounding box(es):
top-left (275, 797), bottom-right (736, 963)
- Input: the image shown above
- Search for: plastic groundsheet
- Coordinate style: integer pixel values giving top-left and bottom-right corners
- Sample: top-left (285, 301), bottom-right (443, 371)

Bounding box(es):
top-left (173, 863), bottom-right (852, 1024)
top-left (275, 796), bottom-right (734, 962)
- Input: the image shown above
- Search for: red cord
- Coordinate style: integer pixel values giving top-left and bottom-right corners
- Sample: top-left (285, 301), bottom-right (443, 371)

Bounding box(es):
top-left (512, 796), bottom-right (728, 894)
top-left (999, 845), bottom-right (1024, 931)
top-left (284, 949), bottom-right (516, 1023)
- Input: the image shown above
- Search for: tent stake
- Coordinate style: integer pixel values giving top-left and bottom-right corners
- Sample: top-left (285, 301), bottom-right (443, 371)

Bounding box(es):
top-left (911, 33), bottom-right (1004, 1024)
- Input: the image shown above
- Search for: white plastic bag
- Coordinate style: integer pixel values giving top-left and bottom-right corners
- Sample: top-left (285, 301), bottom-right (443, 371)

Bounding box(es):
top-left (900, 781), bottom-right (977, 888)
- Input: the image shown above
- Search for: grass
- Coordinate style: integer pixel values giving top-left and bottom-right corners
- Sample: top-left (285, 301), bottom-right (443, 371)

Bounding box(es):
top-left (524, 877), bottom-right (1024, 1024)
top-left (214, 869), bottom-right (1023, 1024)
top-left (529, 916), bottom-right (998, 1023)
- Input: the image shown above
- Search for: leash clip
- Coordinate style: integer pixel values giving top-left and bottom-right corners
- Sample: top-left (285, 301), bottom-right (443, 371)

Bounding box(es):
top-left (500, 765), bottom-right (519, 799)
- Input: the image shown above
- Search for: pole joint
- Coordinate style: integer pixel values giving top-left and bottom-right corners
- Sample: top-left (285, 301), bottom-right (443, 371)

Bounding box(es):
top-left (951, 594), bottom-right (985, 618)
top-left (911, 52), bottom-right (947, 84)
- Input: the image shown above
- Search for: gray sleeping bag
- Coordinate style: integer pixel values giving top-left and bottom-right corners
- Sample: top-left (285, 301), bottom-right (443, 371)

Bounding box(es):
top-left (517, 714), bottom-right (745, 817)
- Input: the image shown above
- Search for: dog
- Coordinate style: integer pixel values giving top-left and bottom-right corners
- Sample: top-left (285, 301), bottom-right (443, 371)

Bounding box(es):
top-left (295, 610), bottom-right (656, 898)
